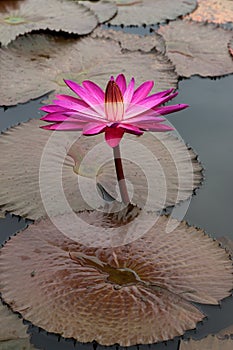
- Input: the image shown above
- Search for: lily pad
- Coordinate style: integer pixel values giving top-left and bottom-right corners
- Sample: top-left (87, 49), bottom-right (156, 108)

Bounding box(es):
top-left (108, 0), bottom-right (197, 26)
top-left (158, 20), bottom-right (233, 77)
top-left (92, 27), bottom-right (166, 53)
top-left (186, 0), bottom-right (233, 25)
top-left (0, 215), bottom-right (232, 346)
top-left (180, 335), bottom-right (233, 350)
top-left (218, 324), bottom-right (233, 339)
top-left (0, 119), bottom-right (202, 220)
top-left (77, 0), bottom-right (118, 23)
top-left (0, 34), bottom-right (178, 106)
top-left (218, 236), bottom-right (233, 256)
top-left (0, 0), bottom-right (98, 47)
top-left (228, 37), bottom-right (233, 57)
top-left (0, 302), bottom-right (35, 349)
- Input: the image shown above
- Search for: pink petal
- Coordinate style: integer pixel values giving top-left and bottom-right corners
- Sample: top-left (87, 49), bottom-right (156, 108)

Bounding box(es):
top-left (82, 80), bottom-right (105, 103)
top-left (105, 127), bottom-right (125, 148)
top-left (153, 104), bottom-right (189, 115)
top-left (139, 123), bottom-right (174, 132)
top-left (40, 105), bottom-right (70, 113)
top-left (131, 80), bottom-right (154, 104)
top-left (123, 77), bottom-right (135, 108)
top-left (125, 92), bottom-right (178, 119)
top-left (40, 122), bottom-right (85, 131)
top-left (82, 123), bottom-right (106, 135)
top-left (50, 103), bottom-right (105, 123)
top-left (122, 115), bottom-right (166, 124)
top-left (116, 74), bottom-right (127, 95)
top-left (41, 113), bottom-right (77, 122)
top-left (53, 98), bottom-right (102, 118)
top-left (64, 80), bottom-right (104, 115)
top-left (118, 123), bottom-right (143, 135)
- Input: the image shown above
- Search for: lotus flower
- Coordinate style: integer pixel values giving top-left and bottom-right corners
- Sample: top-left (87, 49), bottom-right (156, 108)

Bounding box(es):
top-left (40, 74), bottom-right (188, 147)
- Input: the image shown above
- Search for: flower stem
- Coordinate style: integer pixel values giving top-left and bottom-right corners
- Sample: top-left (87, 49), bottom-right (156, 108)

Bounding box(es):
top-left (113, 144), bottom-right (130, 204)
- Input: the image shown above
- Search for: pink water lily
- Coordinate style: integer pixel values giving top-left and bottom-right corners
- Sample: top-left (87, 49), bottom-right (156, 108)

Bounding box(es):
top-left (40, 74), bottom-right (188, 148)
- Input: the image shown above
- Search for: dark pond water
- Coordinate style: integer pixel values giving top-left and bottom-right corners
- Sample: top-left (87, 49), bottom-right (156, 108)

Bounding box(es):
top-left (0, 62), bottom-right (233, 350)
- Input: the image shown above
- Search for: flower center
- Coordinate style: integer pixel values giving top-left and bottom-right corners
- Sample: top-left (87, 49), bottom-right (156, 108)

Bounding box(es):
top-left (70, 252), bottom-right (140, 287)
top-left (105, 77), bottom-right (124, 122)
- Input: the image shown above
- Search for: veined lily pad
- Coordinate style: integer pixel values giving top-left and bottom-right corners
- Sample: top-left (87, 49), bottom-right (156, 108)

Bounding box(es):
top-left (0, 215), bottom-right (232, 345)
top-left (77, 0), bottom-right (118, 23)
top-left (92, 27), bottom-right (166, 53)
top-left (186, 0), bottom-right (233, 25)
top-left (0, 302), bottom-right (35, 349)
top-left (0, 0), bottom-right (98, 46)
top-left (158, 20), bottom-right (233, 77)
top-left (180, 335), bottom-right (233, 350)
top-left (0, 119), bottom-right (202, 220)
top-left (108, 0), bottom-right (197, 26)
top-left (0, 34), bottom-right (178, 106)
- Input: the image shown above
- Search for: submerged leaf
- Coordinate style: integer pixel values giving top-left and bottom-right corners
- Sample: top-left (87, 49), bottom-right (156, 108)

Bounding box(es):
top-left (0, 302), bottom-right (35, 349)
top-left (108, 0), bottom-right (197, 26)
top-left (0, 215), bottom-right (232, 345)
top-left (0, 0), bottom-right (98, 46)
top-left (0, 120), bottom-right (202, 220)
top-left (158, 20), bottom-right (233, 77)
top-left (180, 335), bottom-right (233, 350)
top-left (186, 0), bottom-right (233, 25)
top-left (0, 34), bottom-right (178, 106)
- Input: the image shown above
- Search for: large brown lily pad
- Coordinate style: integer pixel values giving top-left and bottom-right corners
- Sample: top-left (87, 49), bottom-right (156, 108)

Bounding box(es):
top-left (180, 335), bottom-right (233, 350)
top-left (0, 302), bottom-right (35, 349)
top-left (158, 20), bottom-right (233, 77)
top-left (92, 27), bottom-right (166, 53)
top-left (0, 119), bottom-right (202, 220)
top-left (0, 0), bottom-right (98, 47)
top-left (0, 33), bottom-right (178, 106)
top-left (77, 0), bottom-right (118, 23)
top-left (0, 215), bottom-right (232, 345)
top-left (108, 0), bottom-right (197, 26)
top-left (186, 0), bottom-right (233, 25)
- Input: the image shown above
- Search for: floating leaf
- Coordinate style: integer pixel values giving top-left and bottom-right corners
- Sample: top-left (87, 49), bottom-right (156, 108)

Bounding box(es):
top-left (218, 236), bottom-right (233, 256)
top-left (0, 0), bottom-right (98, 46)
top-left (228, 37), bottom-right (233, 57)
top-left (0, 214), bottom-right (232, 345)
top-left (0, 34), bottom-right (178, 106)
top-left (92, 27), bottom-right (166, 53)
top-left (77, 0), bottom-right (118, 23)
top-left (0, 301), bottom-right (35, 349)
top-left (218, 324), bottom-right (233, 339)
top-left (0, 119), bottom-right (202, 220)
top-left (186, 0), bottom-right (233, 25)
top-left (180, 335), bottom-right (233, 350)
top-left (158, 20), bottom-right (233, 77)
top-left (108, 0), bottom-right (197, 26)
top-left (85, 132), bottom-right (203, 210)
